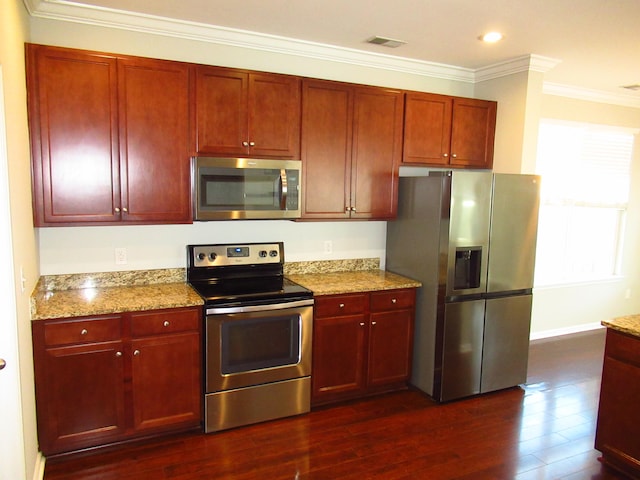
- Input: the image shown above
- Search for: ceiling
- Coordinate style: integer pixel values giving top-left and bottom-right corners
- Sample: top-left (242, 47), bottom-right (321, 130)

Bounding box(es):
top-left (25, 0), bottom-right (640, 106)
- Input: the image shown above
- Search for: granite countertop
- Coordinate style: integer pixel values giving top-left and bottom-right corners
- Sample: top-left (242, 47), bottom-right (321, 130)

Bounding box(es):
top-left (602, 315), bottom-right (640, 338)
top-left (31, 269), bottom-right (203, 321)
top-left (31, 260), bottom-right (421, 320)
top-left (285, 259), bottom-right (421, 296)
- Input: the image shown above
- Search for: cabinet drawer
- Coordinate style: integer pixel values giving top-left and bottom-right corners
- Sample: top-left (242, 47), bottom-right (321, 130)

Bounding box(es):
top-left (370, 289), bottom-right (415, 312)
top-left (131, 308), bottom-right (200, 337)
top-left (315, 294), bottom-right (368, 318)
top-left (43, 316), bottom-right (122, 347)
top-left (605, 329), bottom-right (640, 367)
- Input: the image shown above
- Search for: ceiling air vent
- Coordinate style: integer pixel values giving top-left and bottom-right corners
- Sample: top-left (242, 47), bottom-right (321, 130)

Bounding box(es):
top-left (366, 36), bottom-right (407, 48)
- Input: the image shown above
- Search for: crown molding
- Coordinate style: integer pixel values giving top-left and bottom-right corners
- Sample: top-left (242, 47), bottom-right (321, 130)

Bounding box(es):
top-left (543, 82), bottom-right (640, 109)
top-left (24, 0), bottom-right (640, 108)
top-left (475, 54), bottom-right (562, 83)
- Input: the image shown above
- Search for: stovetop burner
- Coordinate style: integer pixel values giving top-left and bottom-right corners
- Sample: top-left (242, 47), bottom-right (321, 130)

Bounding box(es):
top-left (186, 242), bottom-right (312, 306)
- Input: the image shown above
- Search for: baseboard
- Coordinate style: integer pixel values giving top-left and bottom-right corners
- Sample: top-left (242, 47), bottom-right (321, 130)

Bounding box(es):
top-left (530, 322), bottom-right (604, 341)
top-left (33, 451), bottom-right (45, 480)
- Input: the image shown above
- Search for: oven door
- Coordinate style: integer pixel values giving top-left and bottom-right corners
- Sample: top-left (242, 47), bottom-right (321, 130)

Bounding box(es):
top-left (205, 299), bottom-right (313, 393)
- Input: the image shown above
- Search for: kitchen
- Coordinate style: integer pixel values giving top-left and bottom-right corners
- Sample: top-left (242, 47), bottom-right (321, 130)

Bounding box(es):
top-left (2, 1), bottom-right (640, 479)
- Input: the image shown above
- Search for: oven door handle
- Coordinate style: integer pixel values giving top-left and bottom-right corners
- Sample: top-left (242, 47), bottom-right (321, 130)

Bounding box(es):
top-left (206, 298), bottom-right (314, 315)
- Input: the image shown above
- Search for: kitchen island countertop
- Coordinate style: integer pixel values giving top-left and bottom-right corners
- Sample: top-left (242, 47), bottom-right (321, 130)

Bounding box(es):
top-left (602, 314), bottom-right (640, 338)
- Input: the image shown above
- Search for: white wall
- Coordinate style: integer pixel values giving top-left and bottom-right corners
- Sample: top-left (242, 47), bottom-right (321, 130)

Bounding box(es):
top-left (1, 0), bottom-right (41, 478)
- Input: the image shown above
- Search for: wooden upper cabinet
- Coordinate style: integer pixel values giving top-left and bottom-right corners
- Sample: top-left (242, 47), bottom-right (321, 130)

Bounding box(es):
top-left (301, 79), bottom-right (403, 220)
top-left (194, 66), bottom-right (301, 158)
top-left (27, 44), bottom-right (120, 225)
top-left (118, 57), bottom-right (191, 223)
top-left (26, 44), bottom-right (191, 226)
top-left (403, 92), bottom-right (496, 169)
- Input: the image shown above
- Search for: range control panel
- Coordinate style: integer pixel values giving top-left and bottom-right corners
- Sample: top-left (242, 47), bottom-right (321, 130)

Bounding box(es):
top-left (190, 242), bottom-right (283, 268)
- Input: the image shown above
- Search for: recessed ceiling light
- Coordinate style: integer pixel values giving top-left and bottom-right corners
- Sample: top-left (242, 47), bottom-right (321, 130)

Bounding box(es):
top-left (366, 36), bottom-right (407, 48)
top-left (479, 32), bottom-right (504, 43)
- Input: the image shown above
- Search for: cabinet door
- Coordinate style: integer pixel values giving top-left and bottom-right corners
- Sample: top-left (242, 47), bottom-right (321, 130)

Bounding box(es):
top-left (402, 92), bottom-right (452, 166)
top-left (368, 309), bottom-right (413, 387)
top-left (312, 315), bottom-right (367, 403)
top-left (131, 332), bottom-right (201, 432)
top-left (247, 73), bottom-right (301, 158)
top-left (27, 44), bottom-right (120, 225)
top-left (118, 57), bottom-right (191, 223)
top-left (35, 341), bottom-right (126, 455)
top-left (350, 86), bottom-right (403, 219)
top-left (301, 79), bottom-right (352, 219)
top-left (450, 98), bottom-right (496, 169)
top-left (194, 66), bottom-right (248, 156)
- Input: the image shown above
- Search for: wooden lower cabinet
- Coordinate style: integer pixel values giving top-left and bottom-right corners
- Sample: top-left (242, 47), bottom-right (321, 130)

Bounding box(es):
top-left (595, 328), bottom-right (640, 478)
top-left (311, 289), bottom-right (415, 406)
top-left (32, 307), bottom-right (201, 456)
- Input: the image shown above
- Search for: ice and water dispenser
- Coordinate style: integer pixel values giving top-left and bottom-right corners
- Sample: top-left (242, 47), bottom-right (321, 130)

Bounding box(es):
top-left (453, 246), bottom-right (482, 290)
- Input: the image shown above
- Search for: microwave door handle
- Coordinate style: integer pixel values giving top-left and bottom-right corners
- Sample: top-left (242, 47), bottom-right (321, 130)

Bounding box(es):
top-left (279, 169), bottom-right (288, 210)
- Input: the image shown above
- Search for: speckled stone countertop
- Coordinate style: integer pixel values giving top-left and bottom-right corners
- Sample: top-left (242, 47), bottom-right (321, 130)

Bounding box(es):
top-left (31, 269), bottom-right (203, 321)
top-left (285, 259), bottom-right (421, 296)
top-left (31, 260), bottom-right (421, 320)
top-left (602, 315), bottom-right (640, 338)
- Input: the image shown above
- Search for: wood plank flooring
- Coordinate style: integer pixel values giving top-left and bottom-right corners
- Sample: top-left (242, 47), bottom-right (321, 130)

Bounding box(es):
top-left (44, 328), bottom-right (629, 479)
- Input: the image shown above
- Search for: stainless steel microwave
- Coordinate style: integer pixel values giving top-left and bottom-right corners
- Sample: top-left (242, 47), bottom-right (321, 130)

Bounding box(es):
top-left (192, 157), bottom-right (302, 220)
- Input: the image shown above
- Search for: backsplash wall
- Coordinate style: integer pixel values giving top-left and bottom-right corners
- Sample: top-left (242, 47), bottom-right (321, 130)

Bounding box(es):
top-left (37, 221), bottom-right (387, 275)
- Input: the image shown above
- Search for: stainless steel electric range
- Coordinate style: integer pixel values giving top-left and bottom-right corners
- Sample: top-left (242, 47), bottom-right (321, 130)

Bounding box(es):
top-left (186, 242), bottom-right (314, 433)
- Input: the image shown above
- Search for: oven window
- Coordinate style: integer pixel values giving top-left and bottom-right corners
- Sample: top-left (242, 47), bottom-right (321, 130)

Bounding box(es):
top-left (221, 314), bottom-right (300, 374)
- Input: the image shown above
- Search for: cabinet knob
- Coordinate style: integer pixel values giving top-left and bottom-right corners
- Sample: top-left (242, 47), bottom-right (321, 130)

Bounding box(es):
top-left (443, 153), bottom-right (448, 158)
top-left (133, 350), bottom-right (140, 356)
top-left (163, 321), bottom-right (170, 327)
top-left (372, 321), bottom-right (377, 326)
top-left (451, 153), bottom-right (457, 158)
top-left (339, 303), bottom-right (345, 308)
top-left (115, 351), bottom-right (122, 357)
top-left (392, 298), bottom-right (397, 304)
top-left (122, 207), bottom-right (128, 213)
top-left (81, 329), bottom-right (88, 335)
top-left (0, 358), bottom-right (6, 370)
top-left (359, 322), bottom-right (365, 326)
top-left (242, 141), bottom-right (249, 147)
top-left (249, 141), bottom-right (255, 147)
top-left (115, 207), bottom-right (121, 213)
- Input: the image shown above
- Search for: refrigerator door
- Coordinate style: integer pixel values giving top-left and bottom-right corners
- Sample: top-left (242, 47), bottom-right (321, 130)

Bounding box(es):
top-left (487, 174), bottom-right (541, 293)
top-left (439, 299), bottom-right (485, 401)
top-left (481, 294), bottom-right (533, 393)
top-left (445, 172), bottom-right (493, 298)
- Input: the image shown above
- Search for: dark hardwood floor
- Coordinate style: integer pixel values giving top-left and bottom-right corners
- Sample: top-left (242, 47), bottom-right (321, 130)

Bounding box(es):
top-left (44, 328), bottom-right (629, 479)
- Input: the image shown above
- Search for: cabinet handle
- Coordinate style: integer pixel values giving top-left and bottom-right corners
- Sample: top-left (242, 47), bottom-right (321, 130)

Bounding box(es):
top-left (80, 329), bottom-right (88, 335)
top-left (115, 207), bottom-right (121, 213)
top-left (339, 303), bottom-right (345, 308)
top-left (163, 321), bottom-right (170, 327)
top-left (133, 350), bottom-right (140, 356)
top-left (392, 298), bottom-right (397, 304)
top-left (115, 351), bottom-right (122, 357)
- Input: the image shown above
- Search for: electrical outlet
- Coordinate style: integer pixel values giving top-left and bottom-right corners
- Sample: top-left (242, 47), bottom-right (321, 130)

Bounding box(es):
top-left (323, 240), bottom-right (333, 254)
top-left (115, 247), bottom-right (127, 265)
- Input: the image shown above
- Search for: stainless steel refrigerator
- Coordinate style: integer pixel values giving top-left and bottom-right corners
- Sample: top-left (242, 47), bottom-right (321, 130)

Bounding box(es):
top-left (386, 171), bottom-right (540, 402)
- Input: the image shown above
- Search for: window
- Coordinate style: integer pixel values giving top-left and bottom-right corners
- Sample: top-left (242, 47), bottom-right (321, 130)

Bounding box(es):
top-left (534, 120), bottom-right (636, 286)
